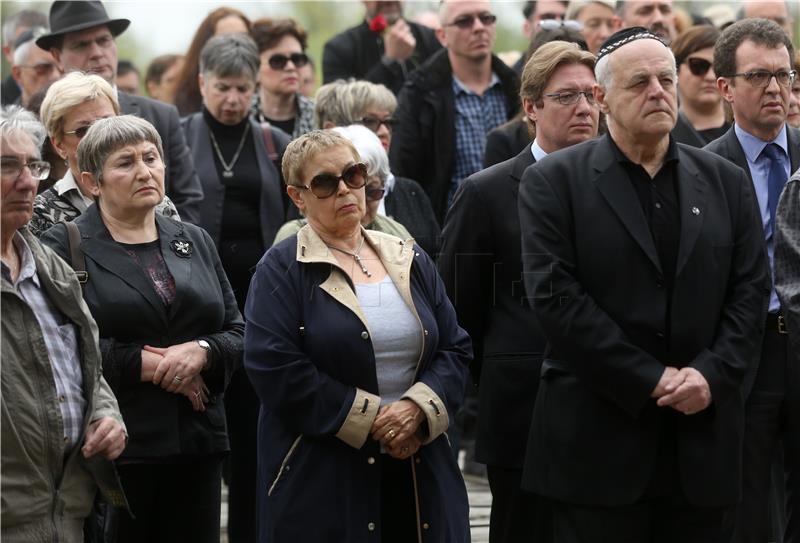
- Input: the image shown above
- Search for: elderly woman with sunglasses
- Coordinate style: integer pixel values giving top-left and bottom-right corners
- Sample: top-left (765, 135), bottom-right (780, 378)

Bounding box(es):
top-left (29, 72), bottom-right (179, 237)
top-left (40, 115), bottom-right (243, 543)
top-left (273, 125), bottom-right (411, 245)
top-left (671, 25), bottom-right (730, 147)
top-left (245, 129), bottom-right (472, 542)
top-left (315, 79), bottom-right (441, 256)
top-left (250, 18), bottom-right (315, 138)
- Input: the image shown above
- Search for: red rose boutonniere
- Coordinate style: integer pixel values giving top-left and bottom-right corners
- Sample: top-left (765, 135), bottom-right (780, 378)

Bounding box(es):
top-left (369, 14), bottom-right (388, 34)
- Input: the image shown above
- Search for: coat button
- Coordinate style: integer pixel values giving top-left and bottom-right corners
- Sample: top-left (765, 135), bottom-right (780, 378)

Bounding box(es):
top-left (424, 329), bottom-right (429, 336)
top-left (423, 523), bottom-right (430, 530)
top-left (361, 331), bottom-right (369, 340)
top-left (656, 331), bottom-right (665, 339)
top-left (367, 456), bottom-right (375, 465)
top-left (368, 522), bottom-right (375, 531)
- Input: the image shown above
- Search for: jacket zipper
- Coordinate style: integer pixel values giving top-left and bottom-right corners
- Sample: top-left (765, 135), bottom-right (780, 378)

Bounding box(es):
top-left (268, 435), bottom-right (303, 496)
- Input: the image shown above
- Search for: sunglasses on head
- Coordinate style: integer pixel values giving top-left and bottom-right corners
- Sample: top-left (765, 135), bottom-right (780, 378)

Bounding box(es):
top-left (685, 57), bottom-right (712, 77)
top-left (298, 162), bottom-right (368, 199)
top-left (445, 12), bottom-right (497, 29)
top-left (268, 52), bottom-right (309, 70)
top-left (539, 19), bottom-right (583, 31)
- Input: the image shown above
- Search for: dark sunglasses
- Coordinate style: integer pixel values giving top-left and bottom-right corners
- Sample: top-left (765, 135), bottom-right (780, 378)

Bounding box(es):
top-left (298, 162), bottom-right (368, 199)
top-left (365, 186), bottom-right (385, 202)
top-left (63, 124), bottom-right (92, 139)
top-left (357, 116), bottom-right (397, 132)
top-left (445, 12), bottom-right (497, 29)
top-left (268, 52), bottom-right (309, 70)
top-left (685, 57), bottom-right (712, 77)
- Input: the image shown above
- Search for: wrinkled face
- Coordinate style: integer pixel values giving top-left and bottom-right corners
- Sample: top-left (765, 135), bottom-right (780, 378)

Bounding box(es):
top-left (116, 70), bottom-right (140, 95)
top-left (53, 25), bottom-right (118, 84)
top-left (524, 0), bottom-right (567, 39)
top-left (437, 0), bottom-right (496, 63)
top-left (259, 35), bottom-right (303, 97)
top-left (596, 39), bottom-right (678, 141)
top-left (718, 40), bottom-right (791, 139)
top-left (363, 174), bottom-right (384, 226)
top-left (86, 140), bottom-right (165, 218)
top-left (528, 62), bottom-right (600, 153)
top-left (677, 47), bottom-right (720, 109)
top-left (200, 72), bottom-right (255, 126)
top-left (577, 2), bottom-right (618, 54)
top-left (621, 0), bottom-right (677, 43)
top-left (13, 45), bottom-right (61, 105)
top-left (1, 132), bottom-right (40, 233)
top-left (364, 1), bottom-right (404, 24)
top-left (53, 96), bottom-right (117, 178)
top-left (288, 146), bottom-right (366, 240)
top-left (788, 76), bottom-right (800, 129)
top-left (214, 15), bottom-right (249, 36)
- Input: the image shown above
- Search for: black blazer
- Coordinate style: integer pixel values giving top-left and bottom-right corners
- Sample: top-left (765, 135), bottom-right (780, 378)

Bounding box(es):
top-left (322, 19), bottom-right (442, 95)
top-left (181, 113), bottom-right (289, 251)
top-left (439, 145), bottom-right (545, 469)
top-left (483, 117), bottom-right (531, 168)
top-left (41, 206), bottom-right (244, 459)
top-left (118, 92), bottom-right (203, 224)
top-left (518, 135), bottom-right (769, 507)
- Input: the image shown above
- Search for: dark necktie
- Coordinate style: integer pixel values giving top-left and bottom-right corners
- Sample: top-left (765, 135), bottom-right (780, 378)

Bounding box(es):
top-left (761, 142), bottom-right (787, 239)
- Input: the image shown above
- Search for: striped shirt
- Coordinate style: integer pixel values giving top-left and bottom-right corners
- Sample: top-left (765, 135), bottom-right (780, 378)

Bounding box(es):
top-left (2, 232), bottom-right (86, 451)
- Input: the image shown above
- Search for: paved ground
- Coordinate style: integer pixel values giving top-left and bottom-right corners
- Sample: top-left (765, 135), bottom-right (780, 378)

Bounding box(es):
top-left (219, 471), bottom-right (492, 542)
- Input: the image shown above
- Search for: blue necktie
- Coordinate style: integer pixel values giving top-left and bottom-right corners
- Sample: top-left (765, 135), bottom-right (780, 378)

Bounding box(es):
top-left (761, 143), bottom-right (788, 239)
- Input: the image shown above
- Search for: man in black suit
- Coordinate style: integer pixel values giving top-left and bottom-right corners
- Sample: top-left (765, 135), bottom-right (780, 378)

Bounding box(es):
top-left (439, 40), bottom-right (599, 543)
top-left (519, 27), bottom-right (768, 541)
top-left (37, 1), bottom-right (202, 224)
top-left (322, 1), bottom-right (442, 95)
top-left (703, 17), bottom-right (800, 543)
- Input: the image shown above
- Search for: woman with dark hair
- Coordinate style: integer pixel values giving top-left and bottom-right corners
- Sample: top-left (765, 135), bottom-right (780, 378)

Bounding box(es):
top-left (250, 18), bottom-right (315, 138)
top-left (173, 7), bottom-right (251, 116)
top-left (671, 25), bottom-right (729, 147)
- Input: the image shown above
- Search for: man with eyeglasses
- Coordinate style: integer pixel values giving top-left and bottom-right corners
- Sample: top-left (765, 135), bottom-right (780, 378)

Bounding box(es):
top-left (390, 0), bottom-right (520, 224)
top-left (512, 0), bottom-right (569, 73)
top-left (10, 28), bottom-right (62, 109)
top-left (614, 0), bottom-right (677, 44)
top-left (36, 0), bottom-right (203, 224)
top-left (704, 17), bottom-right (800, 543)
top-left (519, 26), bottom-right (767, 541)
top-left (1, 104), bottom-right (127, 542)
top-left (1, 9), bottom-right (48, 107)
top-left (439, 40), bottom-right (599, 543)
top-left (322, 1), bottom-right (442, 95)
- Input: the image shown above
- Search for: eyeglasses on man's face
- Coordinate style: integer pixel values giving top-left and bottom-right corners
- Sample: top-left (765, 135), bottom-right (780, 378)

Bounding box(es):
top-left (543, 90), bottom-right (596, 106)
top-left (18, 62), bottom-right (57, 77)
top-left (445, 12), bottom-right (497, 30)
top-left (723, 69), bottom-right (796, 88)
top-left (1, 158), bottom-right (50, 180)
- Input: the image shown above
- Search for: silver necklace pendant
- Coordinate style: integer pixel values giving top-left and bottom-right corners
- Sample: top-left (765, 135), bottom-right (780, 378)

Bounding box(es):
top-left (222, 170), bottom-right (234, 178)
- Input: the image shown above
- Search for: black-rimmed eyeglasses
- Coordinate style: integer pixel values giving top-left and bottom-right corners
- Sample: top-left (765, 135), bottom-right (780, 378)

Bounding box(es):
top-left (721, 69), bottom-right (796, 88)
top-left (268, 52), bottom-right (309, 71)
top-left (444, 13), bottom-right (497, 29)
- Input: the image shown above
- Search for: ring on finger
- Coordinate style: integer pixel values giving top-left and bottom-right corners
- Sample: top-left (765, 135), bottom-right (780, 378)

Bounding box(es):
top-left (387, 429), bottom-right (396, 439)
top-left (173, 376), bottom-right (183, 383)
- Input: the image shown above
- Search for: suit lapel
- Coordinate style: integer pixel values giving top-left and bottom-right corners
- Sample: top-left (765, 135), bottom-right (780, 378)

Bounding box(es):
top-left (78, 207), bottom-right (167, 319)
top-left (674, 156), bottom-right (708, 277)
top-left (509, 144), bottom-right (534, 200)
top-left (155, 215), bottom-right (191, 320)
top-left (117, 91), bottom-right (141, 118)
top-left (723, 127), bottom-right (753, 182)
top-left (593, 139), bottom-right (662, 274)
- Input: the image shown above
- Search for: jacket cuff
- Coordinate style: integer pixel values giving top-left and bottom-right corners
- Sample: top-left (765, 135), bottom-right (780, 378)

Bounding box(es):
top-left (335, 388), bottom-right (381, 449)
top-left (402, 382), bottom-right (449, 445)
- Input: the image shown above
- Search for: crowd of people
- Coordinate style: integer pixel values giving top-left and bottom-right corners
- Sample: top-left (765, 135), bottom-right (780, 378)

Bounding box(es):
top-left (1, 0), bottom-right (799, 542)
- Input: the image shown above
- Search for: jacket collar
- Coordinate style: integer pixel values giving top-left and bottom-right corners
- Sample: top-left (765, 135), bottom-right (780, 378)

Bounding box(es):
top-left (510, 143), bottom-right (535, 182)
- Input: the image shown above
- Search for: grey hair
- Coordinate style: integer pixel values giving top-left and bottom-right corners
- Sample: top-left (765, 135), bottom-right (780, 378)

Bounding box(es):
top-left (331, 124), bottom-right (390, 184)
top-left (2, 10), bottom-right (48, 48)
top-left (594, 54), bottom-right (614, 90)
top-left (12, 26), bottom-right (48, 65)
top-left (77, 115), bottom-right (164, 184)
top-left (199, 33), bottom-right (260, 82)
top-left (314, 80), bottom-right (397, 129)
top-left (0, 104), bottom-right (47, 151)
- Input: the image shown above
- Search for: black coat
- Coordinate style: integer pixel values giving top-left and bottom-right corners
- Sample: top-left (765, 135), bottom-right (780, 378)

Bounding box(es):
top-left (181, 113), bottom-right (289, 251)
top-left (518, 134), bottom-right (769, 507)
top-left (118, 92), bottom-right (203, 225)
top-left (439, 145), bottom-right (545, 469)
top-left (384, 176), bottom-right (441, 256)
top-left (390, 49), bottom-right (521, 224)
top-left (1, 74), bottom-right (20, 106)
top-left (41, 206), bottom-right (244, 459)
top-left (483, 117), bottom-right (531, 168)
top-left (321, 19), bottom-right (442, 95)
top-left (671, 111), bottom-right (730, 148)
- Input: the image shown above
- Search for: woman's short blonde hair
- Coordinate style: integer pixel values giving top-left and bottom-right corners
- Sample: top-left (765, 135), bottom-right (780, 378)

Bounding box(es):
top-left (39, 72), bottom-right (120, 140)
top-left (282, 129), bottom-right (360, 187)
top-left (313, 80), bottom-right (396, 129)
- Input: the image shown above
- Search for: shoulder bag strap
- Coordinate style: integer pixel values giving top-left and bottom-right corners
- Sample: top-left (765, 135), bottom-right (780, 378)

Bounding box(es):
top-left (64, 221), bottom-right (88, 286)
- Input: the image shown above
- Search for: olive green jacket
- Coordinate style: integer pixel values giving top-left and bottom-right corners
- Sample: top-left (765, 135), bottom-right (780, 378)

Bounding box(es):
top-left (1, 227), bottom-right (125, 543)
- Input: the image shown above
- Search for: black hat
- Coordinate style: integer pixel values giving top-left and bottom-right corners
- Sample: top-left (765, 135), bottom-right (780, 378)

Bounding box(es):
top-left (36, 1), bottom-right (130, 50)
top-left (596, 26), bottom-right (667, 62)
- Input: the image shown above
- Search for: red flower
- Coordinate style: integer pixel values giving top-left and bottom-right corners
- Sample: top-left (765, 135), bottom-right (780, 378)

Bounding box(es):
top-left (369, 14), bottom-right (388, 33)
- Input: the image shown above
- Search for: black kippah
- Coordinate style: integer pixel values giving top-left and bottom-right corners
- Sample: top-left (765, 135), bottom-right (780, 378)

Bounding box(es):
top-left (596, 26), bottom-right (667, 61)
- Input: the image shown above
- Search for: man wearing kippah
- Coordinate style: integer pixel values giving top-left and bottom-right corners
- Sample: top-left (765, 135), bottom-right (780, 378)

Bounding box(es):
top-left (518, 27), bottom-right (768, 541)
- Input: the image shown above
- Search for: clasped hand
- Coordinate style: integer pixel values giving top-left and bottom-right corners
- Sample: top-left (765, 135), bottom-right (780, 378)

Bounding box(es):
top-left (142, 343), bottom-right (209, 411)
top-left (371, 399), bottom-right (424, 460)
top-left (651, 366), bottom-right (712, 415)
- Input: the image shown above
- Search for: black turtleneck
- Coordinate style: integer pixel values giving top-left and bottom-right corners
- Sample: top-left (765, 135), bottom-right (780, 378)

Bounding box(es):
top-left (203, 107), bottom-right (264, 309)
